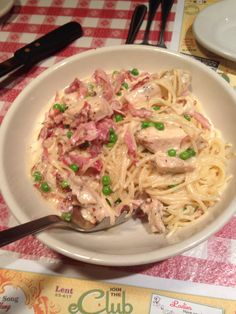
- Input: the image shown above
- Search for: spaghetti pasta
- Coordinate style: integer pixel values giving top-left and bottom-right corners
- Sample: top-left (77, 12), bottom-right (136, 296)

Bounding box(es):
top-left (30, 68), bottom-right (232, 234)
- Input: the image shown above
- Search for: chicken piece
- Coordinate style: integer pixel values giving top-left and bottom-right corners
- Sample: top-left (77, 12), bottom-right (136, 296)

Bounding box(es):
top-left (125, 81), bottom-right (161, 107)
top-left (140, 198), bottom-right (166, 233)
top-left (87, 96), bottom-right (113, 121)
top-left (68, 176), bottom-right (98, 206)
top-left (153, 152), bottom-right (195, 174)
top-left (135, 125), bottom-right (186, 153)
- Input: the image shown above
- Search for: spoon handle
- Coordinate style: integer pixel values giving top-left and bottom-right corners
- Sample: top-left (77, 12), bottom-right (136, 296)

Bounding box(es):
top-left (142, 0), bottom-right (162, 44)
top-left (0, 215), bottom-right (61, 247)
top-left (157, 0), bottom-right (175, 47)
top-left (125, 4), bottom-right (147, 44)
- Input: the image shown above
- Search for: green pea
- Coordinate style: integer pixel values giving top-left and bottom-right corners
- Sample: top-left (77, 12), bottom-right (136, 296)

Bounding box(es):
top-left (109, 129), bottom-right (118, 144)
top-left (167, 149), bottom-right (176, 157)
top-left (33, 171), bottom-right (42, 182)
top-left (61, 180), bottom-right (69, 189)
top-left (69, 164), bottom-right (79, 172)
top-left (66, 130), bottom-right (73, 139)
top-left (130, 68), bottom-right (139, 76)
top-left (40, 182), bottom-right (51, 193)
top-left (53, 103), bottom-right (67, 113)
top-left (184, 114), bottom-right (191, 121)
top-left (102, 175), bottom-right (111, 186)
top-left (116, 91), bottom-right (122, 96)
top-left (122, 82), bottom-right (129, 89)
top-left (179, 148), bottom-right (196, 160)
top-left (152, 105), bottom-right (161, 111)
top-left (110, 133), bottom-right (117, 143)
top-left (61, 212), bottom-right (72, 222)
top-left (102, 185), bottom-right (112, 196)
top-left (141, 121), bottom-right (152, 129)
top-left (154, 122), bottom-right (165, 130)
top-left (114, 114), bottom-right (124, 122)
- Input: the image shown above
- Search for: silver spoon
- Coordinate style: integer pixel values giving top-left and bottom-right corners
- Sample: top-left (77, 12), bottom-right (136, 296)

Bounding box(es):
top-left (0, 208), bottom-right (130, 247)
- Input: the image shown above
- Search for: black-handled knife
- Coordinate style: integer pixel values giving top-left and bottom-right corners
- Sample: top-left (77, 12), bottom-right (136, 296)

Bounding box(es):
top-left (0, 21), bottom-right (83, 78)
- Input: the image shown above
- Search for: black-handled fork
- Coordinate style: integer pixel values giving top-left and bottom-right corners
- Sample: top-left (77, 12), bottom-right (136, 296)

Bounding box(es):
top-left (141, 0), bottom-right (162, 45)
top-left (156, 0), bottom-right (175, 48)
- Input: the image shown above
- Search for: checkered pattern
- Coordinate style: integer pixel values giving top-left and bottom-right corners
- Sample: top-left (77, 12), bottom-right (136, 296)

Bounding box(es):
top-left (1, 0), bottom-right (236, 288)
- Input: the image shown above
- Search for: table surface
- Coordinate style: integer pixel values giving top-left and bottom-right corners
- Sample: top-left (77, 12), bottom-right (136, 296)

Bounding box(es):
top-left (1, 0), bottom-right (236, 289)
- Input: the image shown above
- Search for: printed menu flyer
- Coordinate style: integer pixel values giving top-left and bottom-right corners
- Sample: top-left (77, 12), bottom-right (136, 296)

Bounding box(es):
top-left (179, 0), bottom-right (236, 88)
top-left (0, 268), bottom-right (236, 313)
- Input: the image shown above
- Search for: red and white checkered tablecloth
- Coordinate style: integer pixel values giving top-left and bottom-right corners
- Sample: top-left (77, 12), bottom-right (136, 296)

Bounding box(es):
top-left (1, 0), bottom-right (236, 289)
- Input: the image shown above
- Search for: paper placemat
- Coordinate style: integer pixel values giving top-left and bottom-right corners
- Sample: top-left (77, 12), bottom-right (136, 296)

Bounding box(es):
top-left (0, 268), bottom-right (236, 313)
top-left (179, 0), bottom-right (236, 87)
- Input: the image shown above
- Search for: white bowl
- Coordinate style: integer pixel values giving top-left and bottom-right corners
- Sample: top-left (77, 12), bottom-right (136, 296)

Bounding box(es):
top-left (0, 45), bottom-right (236, 266)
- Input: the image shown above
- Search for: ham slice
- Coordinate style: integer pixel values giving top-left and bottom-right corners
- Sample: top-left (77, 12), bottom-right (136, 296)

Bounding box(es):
top-left (127, 104), bottom-right (152, 118)
top-left (94, 69), bottom-right (114, 101)
top-left (65, 78), bottom-right (87, 97)
top-left (71, 121), bottom-right (98, 145)
top-left (191, 111), bottom-right (211, 130)
top-left (124, 129), bottom-right (137, 161)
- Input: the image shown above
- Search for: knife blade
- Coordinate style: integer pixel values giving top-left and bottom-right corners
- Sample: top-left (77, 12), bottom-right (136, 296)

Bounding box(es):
top-left (0, 21), bottom-right (83, 78)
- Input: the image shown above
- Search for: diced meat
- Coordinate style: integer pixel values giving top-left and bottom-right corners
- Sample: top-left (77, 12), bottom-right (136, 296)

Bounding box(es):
top-left (125, 81), bottom-right (162, 106)
top-left (124, 129), bottom-right (137, 161)
top-left (140, 198), bottom-right (166, 233)
top-left (153, 152), bottom-right (195, 174)
top-left (112, 72), bottom-right (125, 94)
top-left (88, 96), bottom-right (113, 121)
top-left (94, 69), bottom-right (114, 101)
top-left (65, 78), bottom-right (87, 97)
top-left (71, 121), bottom-right (98, 145)
top-left (191, 111), bottom-right (211, 130)
top-left (96, 117), bottom-right (116, 142)
top-left (135, 125), bottom-right (187, 153)
top-left (130, 76), bottom-right (150, 91)
top-left (175, 97), bottom-right (195, 115)
top-left (127, 104), bottom-right (152, 118)
top-left (69, 176), bottom-right (97, 206)
top-left (62, 92), bottom-right (80, 106)
top-left (110, 100), bottom-right (124, 114)
top-left (64, 151), bottom-right (103, 174)
top-left (65, 101), bottom-right (90, 119)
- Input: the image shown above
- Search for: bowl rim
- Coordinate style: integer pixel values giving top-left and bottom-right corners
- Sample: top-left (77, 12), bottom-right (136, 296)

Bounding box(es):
top-left (1, 44), bottom-right (236, 266)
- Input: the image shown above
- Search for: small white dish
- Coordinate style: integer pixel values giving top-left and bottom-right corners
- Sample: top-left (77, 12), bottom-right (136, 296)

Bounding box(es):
top-left (0, 0), bottom-right (14, 18)
top-left (193, 0), bottom-right (236, 62)
top-left (0, 45), bottom-right (236, 266)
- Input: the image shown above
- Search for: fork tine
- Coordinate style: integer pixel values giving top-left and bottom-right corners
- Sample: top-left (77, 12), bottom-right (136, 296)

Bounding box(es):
top-left (82, 211), bottom-right (130, 233)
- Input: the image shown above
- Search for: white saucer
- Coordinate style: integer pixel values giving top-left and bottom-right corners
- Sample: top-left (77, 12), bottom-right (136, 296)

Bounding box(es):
top-left (193, 0), bottom-right (236, 62)
top-left (0, 0), bottom-right (14, 18)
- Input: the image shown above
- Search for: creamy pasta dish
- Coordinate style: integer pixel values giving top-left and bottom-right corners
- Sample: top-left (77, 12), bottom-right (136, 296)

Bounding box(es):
top-left (30, 68), bottom-right (231, 235)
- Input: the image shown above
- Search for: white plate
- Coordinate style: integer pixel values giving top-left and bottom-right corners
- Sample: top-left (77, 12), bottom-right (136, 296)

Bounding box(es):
top-left (0, 0), bottom-right (14, 18)
top-left (1, 45), bottom-right (236, 266)
top-left (193, 0), bottom-right (236, 62)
